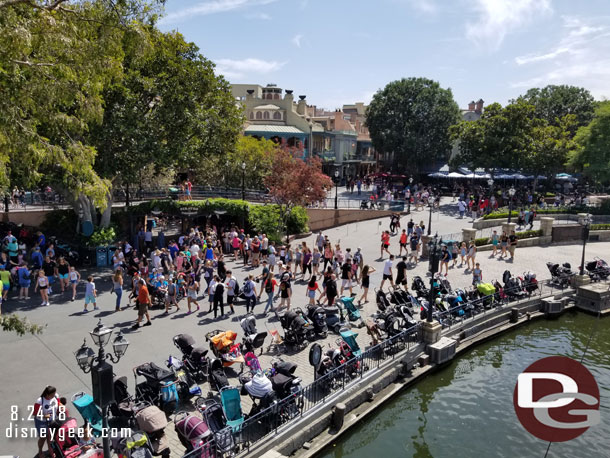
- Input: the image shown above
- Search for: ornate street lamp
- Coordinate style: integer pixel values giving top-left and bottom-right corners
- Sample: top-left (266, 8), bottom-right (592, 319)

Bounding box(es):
top-left (74, 320), bottom-right (129, 458)
top-left (507, 186), bottom-right (516, 224)
top-left (407, 177), bottom-right (413, 215)
top-left (426, 234), bottom-right (442, 322)
top-left (579, 213), bottom-right (593, 276)
top-left (241, 161), bottom-right (246, 201)
top-left (334, 170), bottom-right (340, 210)
top-left (427, 195), bottom-right (435, 236)
top-left (487, 178), bottom-right (494, 196)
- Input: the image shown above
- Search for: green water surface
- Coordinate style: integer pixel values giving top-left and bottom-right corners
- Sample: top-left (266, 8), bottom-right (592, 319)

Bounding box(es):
top-left (318, 312), bottom-right (610, 458)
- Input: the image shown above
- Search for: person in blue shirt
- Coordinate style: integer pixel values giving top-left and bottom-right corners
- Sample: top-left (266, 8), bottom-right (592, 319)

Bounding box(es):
top-left (18, 262), bottom-right (31, 299)
top-left (31, 247), bottom-right (43, 270)
top-left (36, 231), bottom-right (46, 252)
top-left (45, 243), bottom-right (55, 259)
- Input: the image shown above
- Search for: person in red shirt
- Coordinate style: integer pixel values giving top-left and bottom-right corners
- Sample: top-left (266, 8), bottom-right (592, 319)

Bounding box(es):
top-left (398, 229), bottom-right (408, 256)
top-left (380, 230), bottom-right (391, 258)
top-left (131, 279), bottom-right (152, 330)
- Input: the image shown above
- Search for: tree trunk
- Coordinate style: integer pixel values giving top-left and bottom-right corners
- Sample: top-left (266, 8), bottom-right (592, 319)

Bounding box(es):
top-left (99, 191), bottom-right (113, 228)
top-left (78, 193), bottom-right (94, 225)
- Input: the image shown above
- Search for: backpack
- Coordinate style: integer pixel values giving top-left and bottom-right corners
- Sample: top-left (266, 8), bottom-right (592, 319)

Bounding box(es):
top-left (231, 278), bottom-right (239, 296)
top-left (265, 279), bottom-right (273, 293)
top-left (353, 252), bottom-right (362, 265)
top-left (243, 280), bottom-right (252, 295)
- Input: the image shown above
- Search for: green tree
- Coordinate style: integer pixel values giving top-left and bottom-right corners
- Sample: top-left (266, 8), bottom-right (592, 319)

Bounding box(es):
top-left (0, 0), bottom-right (162, 206)
top-left (91, 28), bottom-right (243, 226)
top-left (1, 314), bottom-right (44, 335)
top-left (568, 101), bottom-right (610, 184)
top-left (194, 136), bottom-right (277, 191)
top-left (450, 100), bottom-right (539, 174)
top-left (516, 85), bottom-right (595, 131)
top-left (366, 77), bottom-right (460, 172)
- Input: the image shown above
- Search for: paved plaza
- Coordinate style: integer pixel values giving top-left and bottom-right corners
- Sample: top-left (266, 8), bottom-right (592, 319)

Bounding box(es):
top-left (0, 199), bottom-right (603, 457)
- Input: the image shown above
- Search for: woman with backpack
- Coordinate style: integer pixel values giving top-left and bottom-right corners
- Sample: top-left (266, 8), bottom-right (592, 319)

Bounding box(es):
top-left (259, 271), bottom-right (277, 315)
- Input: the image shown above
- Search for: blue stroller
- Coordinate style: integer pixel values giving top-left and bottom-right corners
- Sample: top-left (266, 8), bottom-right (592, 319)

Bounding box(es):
top-left (219, 386), bottom-right (244, 433)
top-left (338, 296), bottom-right (365, 328)
top-left (339, 328), bottom-right (362, 357)
top-left (71, 392), bottom-right (104, 437)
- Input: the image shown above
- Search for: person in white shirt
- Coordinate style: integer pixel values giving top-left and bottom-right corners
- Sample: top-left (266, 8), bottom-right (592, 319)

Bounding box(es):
top-left (225, 270), bottom-right (237, 315)
top-left (190, 243), bottom-right (200, 257)
top-left (380, 255), bottom-right (394, 289)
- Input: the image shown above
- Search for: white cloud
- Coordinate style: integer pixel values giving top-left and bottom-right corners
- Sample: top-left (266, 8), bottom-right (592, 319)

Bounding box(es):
top-left (465, 0), bottom-right (552, 51)
top-left (292, 34), bottom-right (303, 48)
top-left (245, 12), bottom-right (271, 20)
top-left (215, 58), bottom-right (286, 80)
top-left (160, 0), bottom-right (279, 24)
top-left (511, 16), bottom-right (610, 100)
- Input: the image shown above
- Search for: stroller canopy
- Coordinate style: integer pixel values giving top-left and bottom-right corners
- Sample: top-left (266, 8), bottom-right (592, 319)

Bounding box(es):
top-left (244, 373), bottom-right (273, 398)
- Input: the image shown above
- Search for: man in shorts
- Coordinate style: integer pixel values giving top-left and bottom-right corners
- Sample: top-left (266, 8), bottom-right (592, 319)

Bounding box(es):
top-left (380, 231), bottom-right (391, 258)
top-left (508, 230), bottom-right (518, 260)
top-left (395, 256), bottom-right (408, 290)
top-left (340, 258), bottom-right (353, 296)
top-left (132, 279), bottom-right (152, 329)
top-left (408, 233), bottom-right (420, 266)
top-left (380, 255), bottom-right (395, 289)
top-left (399, 229), bottom-right (408, 256)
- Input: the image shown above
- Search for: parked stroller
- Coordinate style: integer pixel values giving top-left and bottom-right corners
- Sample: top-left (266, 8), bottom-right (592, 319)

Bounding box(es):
top-left (173, 412), bottom-right (214, 454)
top-left (71, 392), bottom-right (103, 437)
top-left (270, 360), bottom-right (303, 420)
top-left (133, 362), bottom-right (179, 415)
top-left (208, 357), bottom-right (230, 395)
top-left (205, 330), bottom-right (245, 372)
top-left (195, 398), bottom-right (235, 455)
top-left (546, 262), bottom-right (574, 288)
top-left (322, 304), bottom-right (350, 334)
top-left (503, 270), bottom-right (527, 300)
top-left (172, 333), bottom-right (210, 383)
top-left (337, 296), bottom-right (365, 327)
top-left (134, 405), bottom-right (170, 457)
top-left (306, 304), bottom-right (328, 337)
top-left (280, 309), bottom-right (311, 348)
top-left (240, 371), bottom-right (276, 416)
top-left (240, 313), bottom-right (268, 355)
top-left (50, 417), bottom-right (103, 458)
top-left (586, 258), bottom-right (610, 281)
top-left (520, 271), bottom-right (538, 294)
top-left (114, 431), bottom-right (154, 458)
top-left (219, 386), bottom-right (245, 432)
top-left (411, 276), bottom-right (429, 297)
top-left (376, 289), bottom-right (392, 312)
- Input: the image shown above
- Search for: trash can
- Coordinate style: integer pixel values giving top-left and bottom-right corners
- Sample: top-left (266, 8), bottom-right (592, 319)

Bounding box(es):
top-left (107, 246), bottom-right (117, 266)
top-left (96, 246), bottom-right (108, 267)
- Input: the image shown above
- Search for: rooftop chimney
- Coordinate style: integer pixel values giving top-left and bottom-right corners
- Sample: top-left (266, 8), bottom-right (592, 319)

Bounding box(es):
top-left (468, 100), bottom-right (475, 111)
top-left (297, 95), bottom-right (307, 115)
top-left (475, 99), bottom-right (484, 114)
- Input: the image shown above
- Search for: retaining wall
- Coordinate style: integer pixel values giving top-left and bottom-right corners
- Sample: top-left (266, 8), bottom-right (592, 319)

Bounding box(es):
top-left (306, 208), bottom-right (394, 232)
top-left (1, 209), bottom-right (48, 227)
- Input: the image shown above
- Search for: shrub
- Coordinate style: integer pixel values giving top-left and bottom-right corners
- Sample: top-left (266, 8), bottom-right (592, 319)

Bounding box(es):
top-left (249, 205), bottom-right (282, 241)
top-left (545, 192), bottom-right (556, 197)
top-left (474, 237), bottom-right (489, 247)
top-left (591, 224), bottom-right (610, 231)
top-left (88, 227), bottom-right (117, 246)
top-left (516, 229), bottom-right (543, 240)
top-left (41, 209), bottom-right (79, 238)
top-left (287, 206), bottom-right (309, 235)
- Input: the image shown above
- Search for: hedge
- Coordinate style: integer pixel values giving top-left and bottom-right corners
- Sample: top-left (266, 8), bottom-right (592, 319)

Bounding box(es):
top-left (474, 229), bottom-right (543, 247)
top-left (43, 198), bottom-right (310, 243)
top-left (482, 200), bottom-right (610, 220)
top-left (591, 224), bottom-right (610, 231)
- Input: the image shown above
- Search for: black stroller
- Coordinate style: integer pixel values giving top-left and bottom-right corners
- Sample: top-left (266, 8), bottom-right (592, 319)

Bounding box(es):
top-left (503, 270), bottom-right (527, 300)
top-left (133, 362), bottom-right (180, 415)
top-left (208, 358), bottom-right (229, 395)
top-left (240, 313), bottom-right (268, 355)
top-left (586, 258), bottom-right (610, 281)
top-left (411, 276), bottom-right (429, 298)
top-left (280, 309), bottom-right (312, 348)
top-left (306, 304), bottom-right (328, 337)
top-left (546, 262), bottom-right (573, 288)
top-left (172, 334), bottom-right (210, 383)
top-left (195, 398), bottom-right (235, 455)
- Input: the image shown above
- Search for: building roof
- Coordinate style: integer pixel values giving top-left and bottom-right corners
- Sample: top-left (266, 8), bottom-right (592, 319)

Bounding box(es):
top-left (244, 124), bottom-right (305, 134)
top-left (254, 104), bottom-right (281, 110)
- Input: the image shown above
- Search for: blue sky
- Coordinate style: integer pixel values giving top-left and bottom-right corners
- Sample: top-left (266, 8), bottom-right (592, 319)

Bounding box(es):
top-left (158, 0), bottom-right (610, 110)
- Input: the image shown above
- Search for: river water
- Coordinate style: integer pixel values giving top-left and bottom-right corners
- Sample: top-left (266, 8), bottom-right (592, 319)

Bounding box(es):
top-left (319, 312), bottom-right (610, 458)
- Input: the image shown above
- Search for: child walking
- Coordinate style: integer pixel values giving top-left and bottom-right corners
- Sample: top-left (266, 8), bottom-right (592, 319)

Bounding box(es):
top-left (84, 275), bottom-right (98, 312)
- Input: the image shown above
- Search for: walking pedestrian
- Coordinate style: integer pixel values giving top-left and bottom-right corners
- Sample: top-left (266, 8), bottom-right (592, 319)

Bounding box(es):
top-left (186, 276), bottom-right (200, 314)
top-left (112, 269), bottom-right (123, 311)
top-left (259, 271), bottom-right (277, 315)
top-left (380, 255), bottom-right (395, 289)
top-left (357, 265), bottom-right (375, 305)
top-left (69, 266), bottom-right (80, 301)
top-left (508, 230), bottom-right (518, 260)
top-left (18, 262), bottom-right (31, 300)
top-left (306, 276), bottom-right (321, 305)
top-left (243, 274), bottom-right (257, 314)
top-left (212, 275), bottom-right (225, 318)
top-left (132, 279), bottom-right (152, 329)
top-left (83, 275), bottom-right (98, 312)
top-left (472, 262), bottom-right (483, 285)
top-left (225, 270), bottom-right (237, 315)
top-left (490, 230), bottom-right (499, 257)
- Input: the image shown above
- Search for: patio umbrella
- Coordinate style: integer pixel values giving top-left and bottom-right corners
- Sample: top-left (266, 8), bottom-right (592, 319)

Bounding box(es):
top-left (447, 172), bottom-right (466, 178)
top-left (428, 172), bottom-right (448, 178)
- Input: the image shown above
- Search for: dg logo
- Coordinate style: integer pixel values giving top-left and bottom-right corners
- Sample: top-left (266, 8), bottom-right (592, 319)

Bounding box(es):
top-left (513, 356), bottom-right (601, 442)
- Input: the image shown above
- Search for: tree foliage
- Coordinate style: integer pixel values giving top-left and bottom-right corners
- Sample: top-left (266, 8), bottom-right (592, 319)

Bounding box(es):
top-left (265, 149), bottom-right (332, 240)
top-left (568, 101), bottom-right (610, 184)
top-left (366, 77), bottom-right (460, 172)
top-left (194, 136), bottom-right (276, 190)
top-left (0, 314), bottom-right (45, 335)
top-left (0, 0), bottom-right (163, 205)
top-left (515, 85), bottom-right (595, 132)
